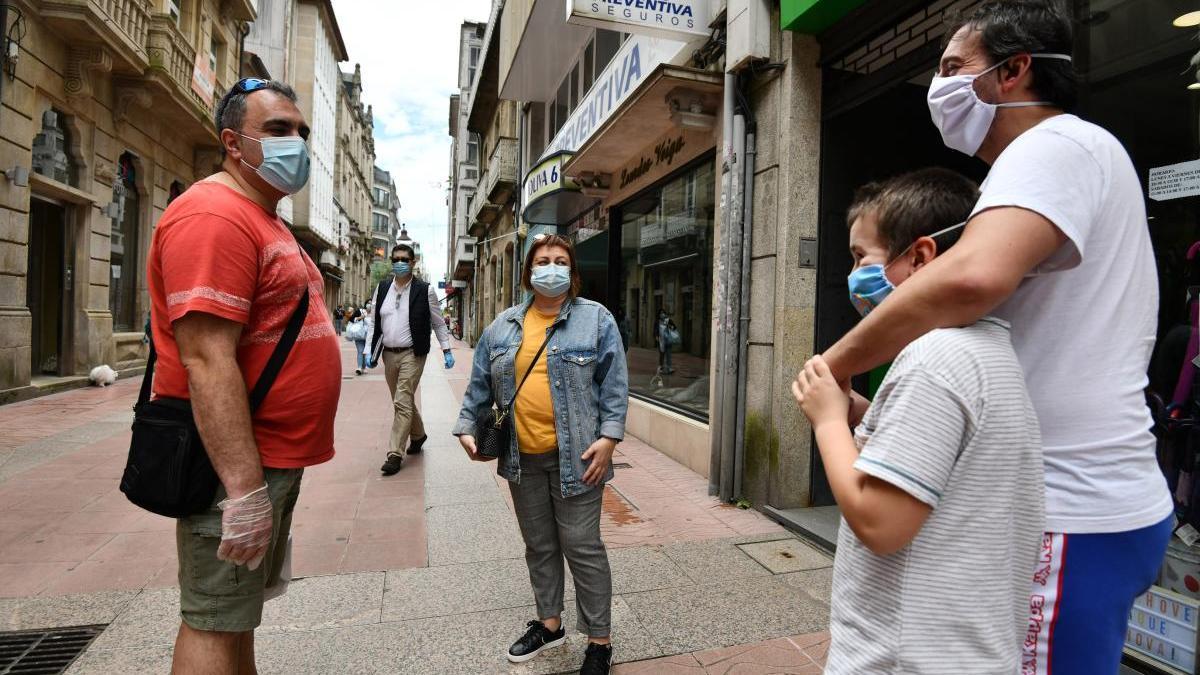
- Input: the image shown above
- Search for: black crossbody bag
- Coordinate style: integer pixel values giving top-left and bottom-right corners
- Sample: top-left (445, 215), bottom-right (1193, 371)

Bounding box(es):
top-left (477, 323), bottom-right (559, 459)
top-left (119, 287), bottom-right (310, 518)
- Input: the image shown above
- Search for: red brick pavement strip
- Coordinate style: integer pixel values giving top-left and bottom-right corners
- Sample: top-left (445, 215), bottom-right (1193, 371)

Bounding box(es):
top-left (443, 339), bottom-right (786, 547)
top-left (0, 334), bottom-right (785, 597)
top-left (0, 339), bottom-right (426, 596)
top-left (0, 379), bottom-right (143, 451)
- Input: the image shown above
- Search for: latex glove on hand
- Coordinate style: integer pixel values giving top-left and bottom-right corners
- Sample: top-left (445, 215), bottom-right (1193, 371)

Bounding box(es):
top-left (444, 351), bottom-right (455, 369)
top-left (217, 484), bottom-right (273, 570)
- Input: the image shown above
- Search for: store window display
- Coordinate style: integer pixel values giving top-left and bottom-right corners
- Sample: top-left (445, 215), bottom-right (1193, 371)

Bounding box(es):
top-left (615, 160), bottom-right (715, 418)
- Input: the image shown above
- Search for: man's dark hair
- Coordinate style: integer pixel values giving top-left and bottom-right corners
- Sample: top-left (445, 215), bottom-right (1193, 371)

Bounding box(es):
top-left (214, 80), bottom-right (299, 155)
top-left (847, 168), bottom-right (980, 259)
top-left (392, 244), bottom-right (416, 260)
top-left (946, 0), bottom-right (1077, 111)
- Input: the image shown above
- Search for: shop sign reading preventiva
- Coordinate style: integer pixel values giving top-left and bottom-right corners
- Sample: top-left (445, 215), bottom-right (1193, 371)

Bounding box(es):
top-left (567, 0), bottom-right (711, 41)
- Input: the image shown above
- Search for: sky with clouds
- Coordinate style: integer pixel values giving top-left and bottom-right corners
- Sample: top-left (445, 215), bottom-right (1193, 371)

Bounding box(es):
top-left (332, 0), bottom-right (492, 283)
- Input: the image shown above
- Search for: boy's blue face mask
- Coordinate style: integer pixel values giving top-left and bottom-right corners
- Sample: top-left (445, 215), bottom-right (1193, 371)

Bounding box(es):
top-left (847, 221), bottom-right (967, 317)
top-left (848, 263), bottom-right (897, 318)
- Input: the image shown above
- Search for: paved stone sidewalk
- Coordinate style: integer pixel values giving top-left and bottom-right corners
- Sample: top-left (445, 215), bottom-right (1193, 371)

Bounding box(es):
top-left (0, 339), bottom-right (833, 673)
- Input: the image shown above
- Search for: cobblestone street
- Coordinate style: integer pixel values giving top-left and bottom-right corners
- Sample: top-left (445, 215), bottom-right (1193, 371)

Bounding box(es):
top-left (0, 340), bottom-right (833, 673)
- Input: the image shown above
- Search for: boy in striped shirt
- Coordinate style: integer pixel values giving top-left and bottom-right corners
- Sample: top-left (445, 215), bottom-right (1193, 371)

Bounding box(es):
top-left (793, 168), bottom-right (1044, 673)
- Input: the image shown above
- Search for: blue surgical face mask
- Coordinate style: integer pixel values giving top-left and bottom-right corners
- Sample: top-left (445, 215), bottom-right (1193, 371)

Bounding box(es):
top-left (847, 221), bottom-right (967, 317)
top-left (530, 263), bottom-right (571, 297)
top-left (848, 263), bottom-right (897, 318)
top-left (392, 261), bottom-right (411, 277)
top-left (239, 133), bottom-right (310, 194)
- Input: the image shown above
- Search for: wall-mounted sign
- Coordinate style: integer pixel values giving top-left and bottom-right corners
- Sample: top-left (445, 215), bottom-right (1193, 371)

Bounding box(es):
top-left (606, 127), bottom-right (714, 206)
top-left (620, 134), bottom-right (686, 189)
top-left (781, 0), bottom-right (868, 34)
top-left (1126, 585), bottom-right (1199, 672)
top-left (523, 151), bottom-right (598, 225)
top-left (525, 152), bottom-right (576, 206)
top-left (1150, 159), bottom-right (1200, 202)
top-left (543, 34), bottom-right (686, 159)
top-left (567, 0), bottom-right (712, 39)
top-left (191, 52), bottom-right (216, 108)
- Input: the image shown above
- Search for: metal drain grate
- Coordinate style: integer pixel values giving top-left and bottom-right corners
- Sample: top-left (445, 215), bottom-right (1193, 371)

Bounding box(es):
top-left (0, 625), bottom-right (105, 674)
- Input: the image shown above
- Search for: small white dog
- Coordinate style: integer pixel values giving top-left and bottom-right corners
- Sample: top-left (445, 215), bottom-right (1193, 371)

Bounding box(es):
top-left (88, 365), bottom-right (118, 387)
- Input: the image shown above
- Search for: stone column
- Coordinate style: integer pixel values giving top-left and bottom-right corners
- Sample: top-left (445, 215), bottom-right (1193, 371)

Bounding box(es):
top-left (738, 26), bottom-right (824, 509)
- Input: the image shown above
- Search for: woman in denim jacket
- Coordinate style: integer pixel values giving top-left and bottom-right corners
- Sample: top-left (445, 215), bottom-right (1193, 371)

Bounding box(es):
top-left (454, 234), bottom-right (628, 674)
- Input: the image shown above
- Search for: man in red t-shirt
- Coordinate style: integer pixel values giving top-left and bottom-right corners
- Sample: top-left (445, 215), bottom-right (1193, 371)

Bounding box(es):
top-left (147, 78), bottom-right (341, 674)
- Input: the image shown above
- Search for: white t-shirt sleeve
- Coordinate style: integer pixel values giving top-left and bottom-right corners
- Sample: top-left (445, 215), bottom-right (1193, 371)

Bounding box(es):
top-left (853, 370), bottom-right (976, 508)
top-left (971, 128), bottom-right (1106, 273)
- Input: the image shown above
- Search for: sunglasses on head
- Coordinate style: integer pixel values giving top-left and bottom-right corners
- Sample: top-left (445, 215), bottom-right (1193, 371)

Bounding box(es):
top-left (232, 78), bottom-right (270, 94)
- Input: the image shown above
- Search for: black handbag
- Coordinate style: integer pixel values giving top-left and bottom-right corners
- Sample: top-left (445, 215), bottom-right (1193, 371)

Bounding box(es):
top-left (477, 323), bottom-right (558, 459)
top-left (119, 286), bottom-right (310, 518)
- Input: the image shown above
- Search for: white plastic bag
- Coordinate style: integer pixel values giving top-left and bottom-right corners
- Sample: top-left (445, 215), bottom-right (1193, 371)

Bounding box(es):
top-left (264, 534), bottom-right (293, 602)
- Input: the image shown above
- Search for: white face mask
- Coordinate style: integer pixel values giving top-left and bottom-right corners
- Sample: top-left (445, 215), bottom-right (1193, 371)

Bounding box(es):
top-left (927, 53), bottom-right (1072, 156)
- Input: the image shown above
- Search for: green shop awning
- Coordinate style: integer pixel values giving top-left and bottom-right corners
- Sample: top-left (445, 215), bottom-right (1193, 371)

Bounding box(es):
top-left (521, 151), bottom-right (598, 226)
top-left (781, 0), bottom-right (868, 33)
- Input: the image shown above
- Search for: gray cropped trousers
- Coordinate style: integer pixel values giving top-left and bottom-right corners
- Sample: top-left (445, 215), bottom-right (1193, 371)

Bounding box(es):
top-left (509, 450), bottom-right (612, 638)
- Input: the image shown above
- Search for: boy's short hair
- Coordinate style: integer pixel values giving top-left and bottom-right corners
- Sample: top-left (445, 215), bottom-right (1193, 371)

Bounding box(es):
top-left (847, 168), bottom-right (980, 259)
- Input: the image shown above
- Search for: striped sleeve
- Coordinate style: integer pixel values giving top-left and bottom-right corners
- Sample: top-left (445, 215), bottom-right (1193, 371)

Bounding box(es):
top-left (853, 369), bottom-right (976, 508)
top-left (159, 213), bottom-right (258, 325)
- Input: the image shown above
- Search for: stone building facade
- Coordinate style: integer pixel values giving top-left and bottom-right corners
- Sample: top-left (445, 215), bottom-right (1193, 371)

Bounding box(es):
top-left (446, 20), bottom-right (485, 342)
top-left (369, 165), bottom-right (400, 280)
top-left (335, 63), bottom-right (375, 308)
top-left (288, 0), bottom-right (347, 305)
top-left (0, 0), bottom-right (254, 399)
top-left (463, 3), bottom-right (519, 344)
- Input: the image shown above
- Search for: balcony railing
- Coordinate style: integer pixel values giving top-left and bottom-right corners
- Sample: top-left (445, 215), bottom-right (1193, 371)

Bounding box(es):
top-left (42, 0), bottom-right (153, 72)
top-left (146, 14), bottom-right (221, 135)
top-left (221, 0), bottom-right (258, 22)
top-left (452, 235), bottom-right (476, 280)
top-left (483, 138), bottom-right (518, 205)
top-left (468, 191), bottom-right (500, 236)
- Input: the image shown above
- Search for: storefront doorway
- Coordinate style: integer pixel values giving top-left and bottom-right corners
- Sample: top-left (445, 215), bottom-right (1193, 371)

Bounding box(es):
top-left (813, 43), bottom-right (986, 507)
top-left (27, 199), bottom-right (71, 377)
top-left (812, 0), bottom-right (1200, 511)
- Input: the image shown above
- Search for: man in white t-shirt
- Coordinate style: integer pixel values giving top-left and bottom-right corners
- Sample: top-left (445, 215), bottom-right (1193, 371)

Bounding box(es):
top-left (814, 2), bottom-right (1172, 672)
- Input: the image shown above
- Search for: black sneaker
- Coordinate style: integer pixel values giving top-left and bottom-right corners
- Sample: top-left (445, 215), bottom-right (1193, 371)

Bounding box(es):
top-left (407, 434), bottom-right (428, 455)
top-left (380, 454), bottom-right (403, 475)
top-left (507, 620), bottom-right (566, 664)
top-left (580, 642), bottom-right (612, 675)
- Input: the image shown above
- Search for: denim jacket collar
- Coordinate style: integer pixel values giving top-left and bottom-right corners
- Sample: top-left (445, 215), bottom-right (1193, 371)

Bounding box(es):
top-left (507, 296), bottom-right (576, 329)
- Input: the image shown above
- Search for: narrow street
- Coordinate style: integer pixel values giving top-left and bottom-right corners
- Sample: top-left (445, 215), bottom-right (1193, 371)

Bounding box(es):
top-left (0, 340), bottom-right (832, 674)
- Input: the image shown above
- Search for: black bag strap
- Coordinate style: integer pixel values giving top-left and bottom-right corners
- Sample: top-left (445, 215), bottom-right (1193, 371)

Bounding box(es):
top-left (504, 319), bottom-right (560, 410)
top-left (248, 285), bottom-right (309, 411)
top-left (136, 279), bottom-right (311, 414)
top-left (137, 340), bottom-right (157, 408)
top-left (136, 288), bottom-right (309, 412)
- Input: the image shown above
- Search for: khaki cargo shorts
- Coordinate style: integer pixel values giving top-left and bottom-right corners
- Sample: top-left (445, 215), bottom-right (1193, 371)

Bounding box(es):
top-left (176, 467), bottom-right (303, 632)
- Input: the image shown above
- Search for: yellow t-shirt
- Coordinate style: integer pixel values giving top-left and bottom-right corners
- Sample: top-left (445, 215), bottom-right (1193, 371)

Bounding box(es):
top-left (514, 307), bottom-right (558, 454)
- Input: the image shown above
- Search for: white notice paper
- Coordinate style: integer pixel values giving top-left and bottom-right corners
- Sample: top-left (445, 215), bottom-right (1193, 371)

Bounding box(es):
top-left (1149, 159), bottom-right (1200, 202)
